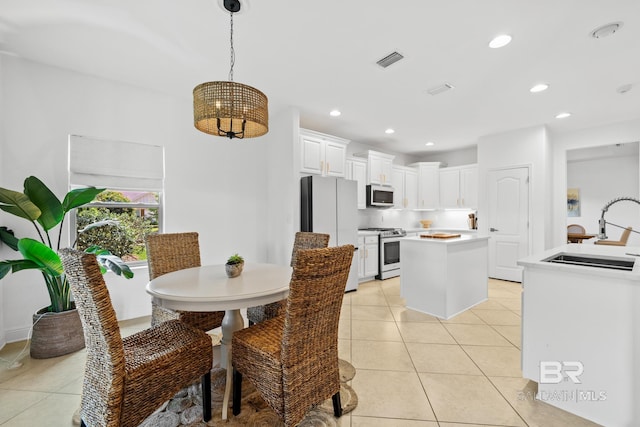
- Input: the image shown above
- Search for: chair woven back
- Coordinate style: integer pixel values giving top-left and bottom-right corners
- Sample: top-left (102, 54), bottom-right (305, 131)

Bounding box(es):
top-left (567, 224), bottom-right (586, 234)
top-left (246, 232), bottom-right (330, 325)
top-left (290, 231), bottom-right (330, 267)
top-left (62, 248), bottom-right (214, 427)
top-left (146, 232), bottom-right (201, 279)
top-left (281, 244), bottom-right (353, 425)
top-left (146, 232), bottom-right (224, 330)
top-left (60, 248), bottom-right (126, 427)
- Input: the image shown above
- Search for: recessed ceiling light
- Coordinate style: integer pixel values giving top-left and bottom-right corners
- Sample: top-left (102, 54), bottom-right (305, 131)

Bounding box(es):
top-left (617, 84), bottom-right (633, 94)
top-left (385, 128), bottom-right (395, 134)
top-left (489, 34), bottom-right (512, 49)
top-left (555, 112), bottom-right (571, 119)
top-left (427, 83), bottom-right (455, 96)
top-left (530, 83), bottom-right (549, 93)
top-left (425, 142), bottom-right (435, 147)
top-left (329, 109), bottom-right (341, 117)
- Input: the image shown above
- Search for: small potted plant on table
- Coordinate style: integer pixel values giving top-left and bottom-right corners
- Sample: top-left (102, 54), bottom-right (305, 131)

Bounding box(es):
top-left (225, 253), bottom-right (244, 278)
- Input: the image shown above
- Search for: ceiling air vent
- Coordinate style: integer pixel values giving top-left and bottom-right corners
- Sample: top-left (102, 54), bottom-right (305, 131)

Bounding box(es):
top-left (376, 51), bottom-right (404, 68)
top-left (427, 83), bottom-right (455, 96)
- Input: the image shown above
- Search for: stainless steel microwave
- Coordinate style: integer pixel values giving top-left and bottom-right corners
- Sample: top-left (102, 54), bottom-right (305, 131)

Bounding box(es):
top-left (366, 184), bottom-right (394, 207)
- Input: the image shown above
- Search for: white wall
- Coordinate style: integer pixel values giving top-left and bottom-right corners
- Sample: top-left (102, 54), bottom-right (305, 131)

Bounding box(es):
top-left (346, 141), bottom-right (421, 167)
top-left (0, 56), bottom-right (273, 344)
top-left (477, 125), bottom-right (551, 255)
top-left (417, 145), bottom-right (478, 167)
top-left (357, 208), bottom-right (424, 230)
top-left (551, 119), bottom-right (640, 247)
top-left (265, 106), bottom-right (300, 265)
top-left (567, 149), bottom-right (640, 245)
top-left (0, 55), bottom-right (5, 346)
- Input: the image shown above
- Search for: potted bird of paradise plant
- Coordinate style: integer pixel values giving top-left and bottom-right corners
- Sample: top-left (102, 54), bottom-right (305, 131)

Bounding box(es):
top-left (0, 176), bottom-right (133, 358)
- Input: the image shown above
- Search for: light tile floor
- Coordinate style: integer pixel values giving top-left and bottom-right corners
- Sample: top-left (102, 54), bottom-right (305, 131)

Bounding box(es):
top-left (0, 278), bottom-right (602, 426)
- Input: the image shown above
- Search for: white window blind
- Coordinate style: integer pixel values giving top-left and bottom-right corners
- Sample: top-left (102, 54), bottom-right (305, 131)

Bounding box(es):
top-left (68, 135), bottom-right (164, 191)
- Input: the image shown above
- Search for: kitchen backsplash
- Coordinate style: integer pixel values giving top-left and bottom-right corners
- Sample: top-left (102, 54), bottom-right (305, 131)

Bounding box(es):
top-left (358, 208), bottom-right (475, 230)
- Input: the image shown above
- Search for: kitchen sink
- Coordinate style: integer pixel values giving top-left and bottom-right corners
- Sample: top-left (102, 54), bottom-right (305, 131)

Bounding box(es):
top-left (543, 253), bottom-right (635, 271)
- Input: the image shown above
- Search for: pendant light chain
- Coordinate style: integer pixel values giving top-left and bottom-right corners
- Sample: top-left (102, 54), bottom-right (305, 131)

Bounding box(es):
top-left (229, 12), bottom-right (235, 82)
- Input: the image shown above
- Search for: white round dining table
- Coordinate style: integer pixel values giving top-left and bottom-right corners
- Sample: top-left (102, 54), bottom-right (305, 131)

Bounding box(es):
top-left (146, 262), bottom-right (292, 419)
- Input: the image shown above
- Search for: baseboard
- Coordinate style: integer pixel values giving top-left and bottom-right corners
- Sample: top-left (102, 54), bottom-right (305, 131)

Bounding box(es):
top-left (5, 325), bottom-right (32, 344)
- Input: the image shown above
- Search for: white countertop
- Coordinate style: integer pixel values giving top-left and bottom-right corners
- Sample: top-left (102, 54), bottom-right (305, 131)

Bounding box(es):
top-left (406, 227), bottom-right (478, 234)
top-left (402, 234), bottom-right (490, 245)
top-left (357, 230), bottom-right (380, 236)
top-left (517, 243), bottom-right (640, 280)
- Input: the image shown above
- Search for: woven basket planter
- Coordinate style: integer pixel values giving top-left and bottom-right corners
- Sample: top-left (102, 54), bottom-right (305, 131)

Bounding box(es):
top-left (30, 305), bottom-right (85, 359)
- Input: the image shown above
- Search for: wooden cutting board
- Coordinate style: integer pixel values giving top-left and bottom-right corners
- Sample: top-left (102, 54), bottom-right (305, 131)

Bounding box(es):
top-left (420, 233), bottom-right (461, 239)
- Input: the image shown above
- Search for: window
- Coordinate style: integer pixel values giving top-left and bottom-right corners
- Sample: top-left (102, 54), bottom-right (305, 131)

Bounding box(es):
top-left (68, 135), bottom-right (164, 265)
top-left (75, 190), bottom-right (160, 264)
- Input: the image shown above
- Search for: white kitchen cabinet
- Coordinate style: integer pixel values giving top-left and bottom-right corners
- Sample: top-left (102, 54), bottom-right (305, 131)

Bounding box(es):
top-left (409, 162), bottom-right (441, 209)
top-left (300, 128), bottom-right (349, 177)
top-left (358, 235), bottom-right (379, 279)
top-left (391, 166), bottom-right (418, 209)
top-left (346, 158), bottom-right (367, 209)
top-left (354, 150), bottom-right (395, 186)
top-left (461, 166), bottom-right (478, 208)
top-left (439, 164), bottom-right (478, 209)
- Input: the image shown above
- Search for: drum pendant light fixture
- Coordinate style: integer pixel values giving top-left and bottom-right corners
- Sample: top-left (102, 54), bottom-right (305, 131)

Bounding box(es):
top-left (193, 0), bottom-right (268, 139)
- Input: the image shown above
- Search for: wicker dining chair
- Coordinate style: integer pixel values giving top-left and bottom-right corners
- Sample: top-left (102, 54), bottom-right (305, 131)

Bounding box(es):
top-left (146, 232), bottom-right (225, 331)
top-left (60, 248), bottom-right (213, 427)
top-left (232, 244), bottom-right (354, 427)
top-left (246, 231), bottom-right (330, 325)
top-left (567, 224), bottom-right (586, 243)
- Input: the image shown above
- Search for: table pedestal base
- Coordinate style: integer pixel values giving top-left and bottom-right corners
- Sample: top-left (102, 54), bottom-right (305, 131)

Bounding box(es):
top-left (220, 309), bottom-right (244, 420)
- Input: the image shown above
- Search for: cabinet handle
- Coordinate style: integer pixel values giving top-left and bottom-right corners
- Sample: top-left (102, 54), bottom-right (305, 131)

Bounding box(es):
top-left (327, 162), bottom-right (330, 174)
top-left (320, 160), bottom-right (324, 174)
top-left (461, 197), bottom-right (464, 206)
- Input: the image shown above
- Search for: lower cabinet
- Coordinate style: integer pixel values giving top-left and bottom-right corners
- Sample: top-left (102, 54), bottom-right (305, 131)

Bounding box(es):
top-left (358, 235), bottom-right (379, 279)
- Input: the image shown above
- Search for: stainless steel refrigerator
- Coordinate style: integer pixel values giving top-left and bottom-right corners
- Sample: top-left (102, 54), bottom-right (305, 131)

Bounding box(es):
top-left (300, 175), bottom-right (359, 292)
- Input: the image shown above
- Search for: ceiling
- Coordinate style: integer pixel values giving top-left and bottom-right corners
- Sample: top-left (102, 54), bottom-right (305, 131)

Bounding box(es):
top-left (1, 0), bottom-right (639, 155)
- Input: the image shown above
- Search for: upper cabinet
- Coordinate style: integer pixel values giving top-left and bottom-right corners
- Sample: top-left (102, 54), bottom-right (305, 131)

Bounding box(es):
top-left (439, 164), bottom-right (478, 209)
top-left (354, 150), bottom-right (395, 186)
top-left (409, 162), bottom-right (441, 209)
top-left (346, 157), bottom-right (367, 209)
top-left (391, 166), bottom-right (418, 209)
top-left (300, 128), bottom-right (349, 177)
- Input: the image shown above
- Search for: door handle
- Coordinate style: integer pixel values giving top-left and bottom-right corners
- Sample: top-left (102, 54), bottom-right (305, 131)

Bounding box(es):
top-left (490, 227), bottom-right (499, 232)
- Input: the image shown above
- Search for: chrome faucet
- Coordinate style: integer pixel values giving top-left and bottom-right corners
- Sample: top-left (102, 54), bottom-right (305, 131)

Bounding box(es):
top-left (598, 196), bottom-right (640, 239)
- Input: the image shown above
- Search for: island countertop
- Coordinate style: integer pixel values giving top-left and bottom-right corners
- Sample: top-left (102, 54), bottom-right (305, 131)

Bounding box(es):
top-left (402, 234), bottom-right (490, 246)
top-left (518, 242), bottom-right (640, 425)
top-left (517, 243), bottom-right (640, 280)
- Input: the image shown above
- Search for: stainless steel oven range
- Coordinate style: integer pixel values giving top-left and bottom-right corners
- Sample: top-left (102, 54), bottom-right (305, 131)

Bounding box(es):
top-left (360, 228), bottom-right (407, 279)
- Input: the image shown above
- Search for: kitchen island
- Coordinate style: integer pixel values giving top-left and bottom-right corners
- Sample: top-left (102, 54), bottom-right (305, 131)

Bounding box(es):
top-left (518, 244), bottom-right (640, 427)
top-left (400, 233), bottom-right (490, 319)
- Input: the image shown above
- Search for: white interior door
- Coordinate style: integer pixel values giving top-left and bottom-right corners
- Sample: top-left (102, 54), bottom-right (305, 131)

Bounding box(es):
top-left (488, 167), bottom-right (530, 282)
